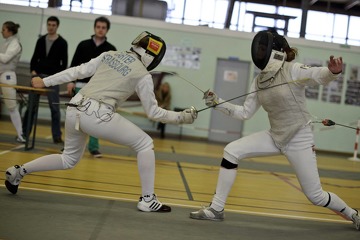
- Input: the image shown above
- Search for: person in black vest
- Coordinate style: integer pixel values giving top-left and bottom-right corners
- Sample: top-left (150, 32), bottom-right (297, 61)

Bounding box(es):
top-left (23, 16), bottom-right (68, 144)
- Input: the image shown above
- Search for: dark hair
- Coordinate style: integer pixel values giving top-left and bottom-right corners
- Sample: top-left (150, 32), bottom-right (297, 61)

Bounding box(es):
top-left (267, 28), bottom-right (298, 62)
top-left (284, 47), bottom-right (298, 62)
top-left (47, 16), bottom-right (60, 26)
top-left (94, 16), bottom-right (111, 30)
top-left (3, 21), bottom-right (20, 35)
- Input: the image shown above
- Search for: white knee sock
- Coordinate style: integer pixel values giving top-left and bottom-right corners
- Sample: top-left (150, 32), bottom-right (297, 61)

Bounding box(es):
top-left (210, 167), bottom-right (237, 212)
top-left (326, 192), bottom-right (357, 219)
top-left (22, 154), bottom-right (65, 174)
top-left (137, 149), bottom-right (155, 199)
top-left (9, 108), bottom-right (23, 138)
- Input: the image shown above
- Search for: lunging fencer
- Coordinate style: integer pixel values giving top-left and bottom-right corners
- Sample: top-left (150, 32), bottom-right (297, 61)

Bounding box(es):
top-left (4, 31), bottom-right (197, 212)
top-left (190, 29), bottom-right (360, 230)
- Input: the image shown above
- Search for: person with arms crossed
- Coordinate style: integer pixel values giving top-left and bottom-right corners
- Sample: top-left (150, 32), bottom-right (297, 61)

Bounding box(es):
top-left (0, 21), bottom-right (25, 143)
top-left (190, 29), bottom-right (360, 231)
top-left (66, 16), bottom-right (116, 158)
top-left (5, 31), bottom-right (197, 212)
top-left (23, 16), bottom-right (68, 144)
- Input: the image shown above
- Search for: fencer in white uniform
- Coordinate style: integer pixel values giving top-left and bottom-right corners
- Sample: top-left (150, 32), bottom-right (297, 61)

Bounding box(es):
top-left (190, 29), bottom-right (360, 230)
top-left (0, 21), bottom-right (25, 143)
top-left (4, 31), bottom-right (198, 212)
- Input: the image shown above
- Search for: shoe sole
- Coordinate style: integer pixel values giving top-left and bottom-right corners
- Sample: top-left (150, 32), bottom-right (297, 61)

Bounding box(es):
top-left (189, 215), bottom-right (224, 221)
top-left (189, 213), bottom-right (224, 221)
top-left (5, 180), bottom-right (19, 194)
top-left (137, 203), bottom-right (171, 212)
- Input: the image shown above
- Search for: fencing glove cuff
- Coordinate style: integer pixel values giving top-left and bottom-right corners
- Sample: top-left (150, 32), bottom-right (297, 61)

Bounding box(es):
top-left (214, 99), bottom-right (235, 116)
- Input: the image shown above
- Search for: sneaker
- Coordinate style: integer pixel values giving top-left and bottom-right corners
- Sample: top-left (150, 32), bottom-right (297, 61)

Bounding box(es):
top-left (190, 206), bottom-right (224, 221)
top-left (352, 209), bottom-right (360, 231)
top-left (4, 165), bottom-right (25, 194)
top-left (15, 135), bottom-right (26, 143)
top-left (137, 194), bottom-right (171, 212)
top-left (90, 150), bottom-right (102, 158)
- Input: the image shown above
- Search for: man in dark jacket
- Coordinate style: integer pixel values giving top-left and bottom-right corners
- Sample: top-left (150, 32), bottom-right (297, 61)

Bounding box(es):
top-left (66, 16), bottom-right (116, 157)
top-left (23, 16), bottom-right (68, 144)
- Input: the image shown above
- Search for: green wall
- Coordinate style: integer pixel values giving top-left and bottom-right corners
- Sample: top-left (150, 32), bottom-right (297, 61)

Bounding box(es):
top-left (1, 3), bottom-right (359, 154)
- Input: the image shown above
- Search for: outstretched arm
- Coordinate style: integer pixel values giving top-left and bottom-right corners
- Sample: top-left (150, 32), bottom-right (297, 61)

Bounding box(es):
top-left (204, 80), bottom-right (261, 120)
top-left (31, 53), bottom-right (104, 88)
top-left (291, 55), bottom-right (343, 86)
top-left (136, 76), bottom-right (196, 124)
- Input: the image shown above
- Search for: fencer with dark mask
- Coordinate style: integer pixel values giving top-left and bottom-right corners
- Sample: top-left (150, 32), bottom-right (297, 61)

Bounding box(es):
top-left (190, 29), bottom-right (360, 231)
top-left (4, 31), bottom-right (197, 213)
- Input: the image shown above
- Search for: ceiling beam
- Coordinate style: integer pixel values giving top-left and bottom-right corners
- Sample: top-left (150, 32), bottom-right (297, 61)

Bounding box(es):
top-left (344, 0), bottom-right (360, 10)
top-left (309, 0), bottom-right (318, 6)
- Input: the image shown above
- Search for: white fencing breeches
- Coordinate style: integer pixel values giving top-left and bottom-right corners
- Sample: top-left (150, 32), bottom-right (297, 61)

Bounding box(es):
top-left (212, 125), bottom-right (353, 218)
top-left (62, 96), bottom-right (154, 168)
top-left (22, 96), bottom-right (156, 197)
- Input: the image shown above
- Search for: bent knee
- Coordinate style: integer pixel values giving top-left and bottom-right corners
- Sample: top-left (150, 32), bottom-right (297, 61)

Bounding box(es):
top-left (305, 191), bottom-right (329, 206)
top-left (61, 154), bottom-right (80, 169)
top-left (224, 142), bottom-right (245, 163)
top-left (133, 134), bottom-right (153, 152)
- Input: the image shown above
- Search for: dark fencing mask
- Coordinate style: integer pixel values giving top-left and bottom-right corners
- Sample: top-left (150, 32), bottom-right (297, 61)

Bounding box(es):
top-left (251, 30), bottom-right (289, 70)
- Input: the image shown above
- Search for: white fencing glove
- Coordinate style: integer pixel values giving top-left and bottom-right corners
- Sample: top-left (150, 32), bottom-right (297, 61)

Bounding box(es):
top-left (204, 91), bottom-right (235, 116)
top-left (204, 91), bottom-right (219, 107)
top-left (179, 106), bottom-right (198, 124)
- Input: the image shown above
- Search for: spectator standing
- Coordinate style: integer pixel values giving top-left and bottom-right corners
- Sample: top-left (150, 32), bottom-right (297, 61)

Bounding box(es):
top-left (0, 21), bottom-right (25, 143)
top-left (23, 16), bottom-right (68, 144)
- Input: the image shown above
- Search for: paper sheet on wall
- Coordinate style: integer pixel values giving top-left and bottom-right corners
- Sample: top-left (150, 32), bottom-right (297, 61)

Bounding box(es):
top-left (161, 45), bottom-right (201, 69)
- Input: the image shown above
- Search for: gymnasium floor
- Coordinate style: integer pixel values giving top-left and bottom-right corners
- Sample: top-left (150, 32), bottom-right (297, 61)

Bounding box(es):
top-left (0, 120), bottom-right (359, 240)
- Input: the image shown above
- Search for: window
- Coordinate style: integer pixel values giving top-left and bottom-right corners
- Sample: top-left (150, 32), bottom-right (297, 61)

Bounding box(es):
top-left (1, 0), bottom-right (359, 46)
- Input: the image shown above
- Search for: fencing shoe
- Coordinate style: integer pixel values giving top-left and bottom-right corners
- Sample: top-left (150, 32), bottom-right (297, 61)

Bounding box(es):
top-left (190, 206), bottom-right (224, 221)
top-left (16, 135), bottom-right (26, 144)
top-left (5, 165), bottom-right (25, 194)
top-left (352, 209), bottom-right (360, 231)
top-left (137, 194), bottom-right (171, 212)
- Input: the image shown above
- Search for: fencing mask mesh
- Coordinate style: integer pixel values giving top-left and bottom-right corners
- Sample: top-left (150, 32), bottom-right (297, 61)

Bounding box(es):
top-left (251, 30), bottom-right (289, 70)
top-left (251, 31), bottom-right (274, 70)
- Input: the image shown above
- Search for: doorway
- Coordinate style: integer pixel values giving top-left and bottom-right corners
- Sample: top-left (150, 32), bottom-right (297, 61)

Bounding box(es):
top-left (208, 58), bottom-right (250, 142)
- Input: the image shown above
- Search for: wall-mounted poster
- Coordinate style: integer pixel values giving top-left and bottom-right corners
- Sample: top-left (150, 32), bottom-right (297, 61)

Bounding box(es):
top-left (223, 70), bottom-right (238, 82)
top-left (161, 45), bottom-right (201, 69)
top-left (303, 58), bottom-right (322, 100)
top-left (345, 65), bottom-right (360, 106)
top-left (321, 62), bottom-right (346, 104)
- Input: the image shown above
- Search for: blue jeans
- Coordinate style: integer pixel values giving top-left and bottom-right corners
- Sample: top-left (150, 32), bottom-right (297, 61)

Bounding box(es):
top-left (47, 85), bottom-right (62, 140)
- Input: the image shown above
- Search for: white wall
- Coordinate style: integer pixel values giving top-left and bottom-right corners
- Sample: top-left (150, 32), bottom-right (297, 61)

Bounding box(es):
top-left (1, 3), bottom-right (359, 154)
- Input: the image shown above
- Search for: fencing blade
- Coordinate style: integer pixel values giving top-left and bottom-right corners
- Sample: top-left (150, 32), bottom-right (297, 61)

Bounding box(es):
top-left (196, 78), bottom-right (311, 113)
top-left (151, 71), bottom-right (209, 98)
